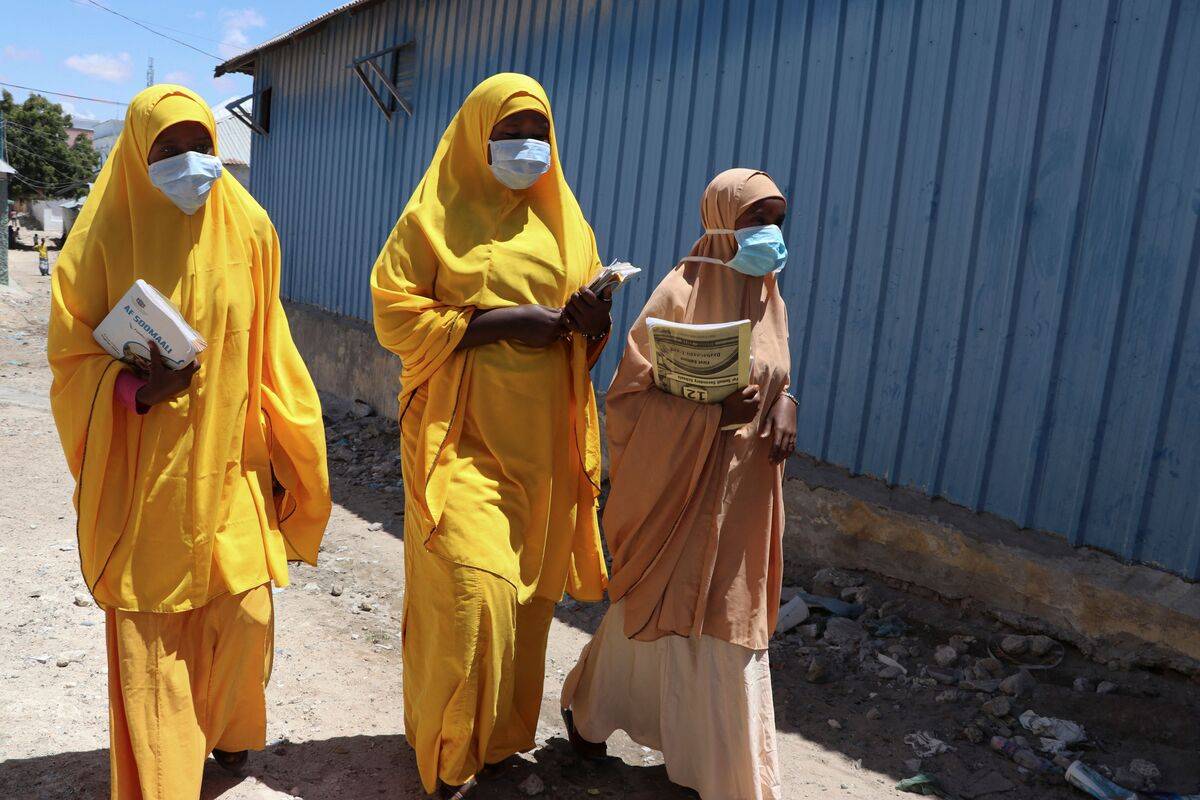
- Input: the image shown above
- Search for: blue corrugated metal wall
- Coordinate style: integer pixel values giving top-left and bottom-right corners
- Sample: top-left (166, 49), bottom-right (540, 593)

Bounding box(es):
top-left (249, 0), bottom-right (1200, 579)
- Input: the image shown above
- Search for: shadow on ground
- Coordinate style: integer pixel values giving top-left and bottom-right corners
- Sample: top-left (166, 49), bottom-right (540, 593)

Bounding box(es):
top-left (315, 416), bottom-right (1200, 800)
top-left (1, 746), bottom-right (108, 800)
top-left (0, 734), bottom-right (694, 800)
top-left (328, 469), bottom-right (406, 540)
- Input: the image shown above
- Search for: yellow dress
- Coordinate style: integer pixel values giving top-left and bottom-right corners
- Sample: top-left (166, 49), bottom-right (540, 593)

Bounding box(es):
top-left (372, 73), bottom-right (607, 792)
top-left (47, 85), bottom-right (330, 799)
top-left (106, 584), bottom-right (275, 800)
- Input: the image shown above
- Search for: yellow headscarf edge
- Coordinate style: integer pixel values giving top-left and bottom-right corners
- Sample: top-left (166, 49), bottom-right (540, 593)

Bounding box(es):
top-left (126, 84), bottom-right (220, 165)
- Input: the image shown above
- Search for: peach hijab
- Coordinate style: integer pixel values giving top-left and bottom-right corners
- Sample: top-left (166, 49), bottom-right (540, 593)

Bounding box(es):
top-left (603, 169), bottom-right (791, 651)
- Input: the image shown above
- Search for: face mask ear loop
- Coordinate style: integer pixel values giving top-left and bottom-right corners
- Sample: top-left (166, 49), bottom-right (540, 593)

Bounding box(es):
top-left (688, 229), bottom-right (736, 266)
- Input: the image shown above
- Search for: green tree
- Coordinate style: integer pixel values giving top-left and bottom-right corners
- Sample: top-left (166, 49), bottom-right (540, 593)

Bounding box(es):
top-left (70, 133), bottom-right (101, 179)
top-left (1, 90), bottom-right (101, 201)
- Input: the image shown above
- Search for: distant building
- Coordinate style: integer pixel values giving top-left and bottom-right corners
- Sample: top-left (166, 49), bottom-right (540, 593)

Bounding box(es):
top-left (65, 118), bottom-right (98, 146)
top-left (59, 197), bottom-right (86, 239)
top-left (92, 119), bottom-right (123, 164)
top-left (213, 100), bottom-right (252, 188)
top-left (31, 199), bottom-right (69, 234)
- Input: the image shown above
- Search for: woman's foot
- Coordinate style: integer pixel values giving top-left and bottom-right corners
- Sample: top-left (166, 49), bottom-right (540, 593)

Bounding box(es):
top-left (212, 748), bottom-right (248, 775)
top-left (437, 777), bottom-right (478, 799)
top-left (562, 708), bottom-right (607, 760)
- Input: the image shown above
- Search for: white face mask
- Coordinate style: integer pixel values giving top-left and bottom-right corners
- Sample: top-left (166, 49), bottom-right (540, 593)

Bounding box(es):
top-left (148, 151), bottom-right (223, 214)
top-left (488, 138), bottom-right (551, 190)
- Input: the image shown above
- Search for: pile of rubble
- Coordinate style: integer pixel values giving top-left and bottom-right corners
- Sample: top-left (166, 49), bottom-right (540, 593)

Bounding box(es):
top-left (769, 567), bottom-right (1200, 800)
top-left (321, 397), bottom-right (403, 495)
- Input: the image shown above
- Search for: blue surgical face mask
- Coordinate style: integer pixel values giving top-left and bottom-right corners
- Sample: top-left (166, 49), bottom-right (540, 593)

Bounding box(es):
top-left (727, 224), bottom-right (787, 276)
top-left (488, 138), bottom-right (551, 190)
top-left (148, 151), bottom-right (223, 215)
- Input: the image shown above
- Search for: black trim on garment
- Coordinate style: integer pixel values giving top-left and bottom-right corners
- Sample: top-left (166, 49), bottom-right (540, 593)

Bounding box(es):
top-left (78, 359), bottom-right (121, 597)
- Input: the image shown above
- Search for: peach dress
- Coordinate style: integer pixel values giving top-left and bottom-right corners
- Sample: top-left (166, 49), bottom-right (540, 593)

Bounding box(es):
top-left (563, 170), bottom-right (790, 800)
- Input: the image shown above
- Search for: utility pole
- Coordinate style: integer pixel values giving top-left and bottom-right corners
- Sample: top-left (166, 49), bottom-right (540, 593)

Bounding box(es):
top-left (0, 109), bottom-right (9, 286)
top-left (146, 57), bottom-right (154, 87)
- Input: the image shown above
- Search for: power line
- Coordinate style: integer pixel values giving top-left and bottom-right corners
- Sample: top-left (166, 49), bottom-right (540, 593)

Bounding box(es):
top-left (10, 172), bottom-right (90, 195)
top-left (12, 170), bottom-right (89, 191)
top-left (16, 178), bottom-right (87, 192)
top-left (70, 0), bottom-right (311, 68)
top-left (2, 120), bottom-right (97, 183)
top-left (67, 0), bottom-right (233, 46)
top-left (11, 164), bottom-right (90, 187)
top-left (0, 120), bottom-right (47, 137)
top-left (0, 81), bottom-right (127, 107)
top-left (77, 0), bottom-right (222, 60)
top-left (4, 119), bottom-right (84, 137)
top-left (6, 139), bottom-right (89, 176)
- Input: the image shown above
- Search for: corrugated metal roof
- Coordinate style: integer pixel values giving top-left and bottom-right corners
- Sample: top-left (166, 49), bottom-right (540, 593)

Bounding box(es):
top-left (214, 0), bottom-right (386, 76)
top-left (214, 105), bottom-right (252, 167)
top-left (0, 158), bottom-right (14, 176)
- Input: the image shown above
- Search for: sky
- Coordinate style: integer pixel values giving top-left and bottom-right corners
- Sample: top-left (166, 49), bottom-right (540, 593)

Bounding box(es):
top-left (0, 0), bottom-right (339, 124)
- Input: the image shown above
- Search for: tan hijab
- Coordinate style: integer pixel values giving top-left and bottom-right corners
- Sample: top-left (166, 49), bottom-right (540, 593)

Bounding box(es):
top-left (603, 168), bottom-right (791, 650)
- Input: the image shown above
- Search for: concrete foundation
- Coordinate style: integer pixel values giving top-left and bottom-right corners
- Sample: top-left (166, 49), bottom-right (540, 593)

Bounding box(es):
top-left (285, 300), bottom-right (1200, 674)
top-left (284, 301), bottom-right (401, 419)
top-left (784, 456), bottom-right (1200, 675)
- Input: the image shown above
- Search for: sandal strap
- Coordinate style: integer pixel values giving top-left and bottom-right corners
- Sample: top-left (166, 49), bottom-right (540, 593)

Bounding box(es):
top-left (441, 777), bottom-right (478, 799)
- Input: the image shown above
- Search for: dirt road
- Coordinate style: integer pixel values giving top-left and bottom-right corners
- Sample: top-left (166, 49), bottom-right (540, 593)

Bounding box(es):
top-left (4, 246), bottom-right (1197, 800)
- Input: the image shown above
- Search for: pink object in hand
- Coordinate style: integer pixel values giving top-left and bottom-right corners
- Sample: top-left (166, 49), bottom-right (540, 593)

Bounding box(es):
top-left (115, 371), bottom-right (148, 414)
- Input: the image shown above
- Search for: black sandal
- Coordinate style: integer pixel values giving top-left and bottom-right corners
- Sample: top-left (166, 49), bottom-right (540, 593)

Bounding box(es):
top-left (212, 748), bottom-right (248, 775)
top-left (437, 777), bottom-right (478, 799)
top-left (561, 708), bottom-right (607, 760)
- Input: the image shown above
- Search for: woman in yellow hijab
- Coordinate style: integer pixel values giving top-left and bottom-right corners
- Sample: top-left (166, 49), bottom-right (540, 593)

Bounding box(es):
top-left (47, 85), bottom-right (330, 799)
top-left (371, 73), bottom-right (611, 797)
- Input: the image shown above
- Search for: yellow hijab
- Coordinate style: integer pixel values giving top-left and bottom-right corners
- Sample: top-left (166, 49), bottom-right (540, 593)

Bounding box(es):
top-left (372, 73), bottom-right (601, 391)
top-left (48, 85), bottom-right (330, 611)
top-left (372, 73), bottom-right (606, 600)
